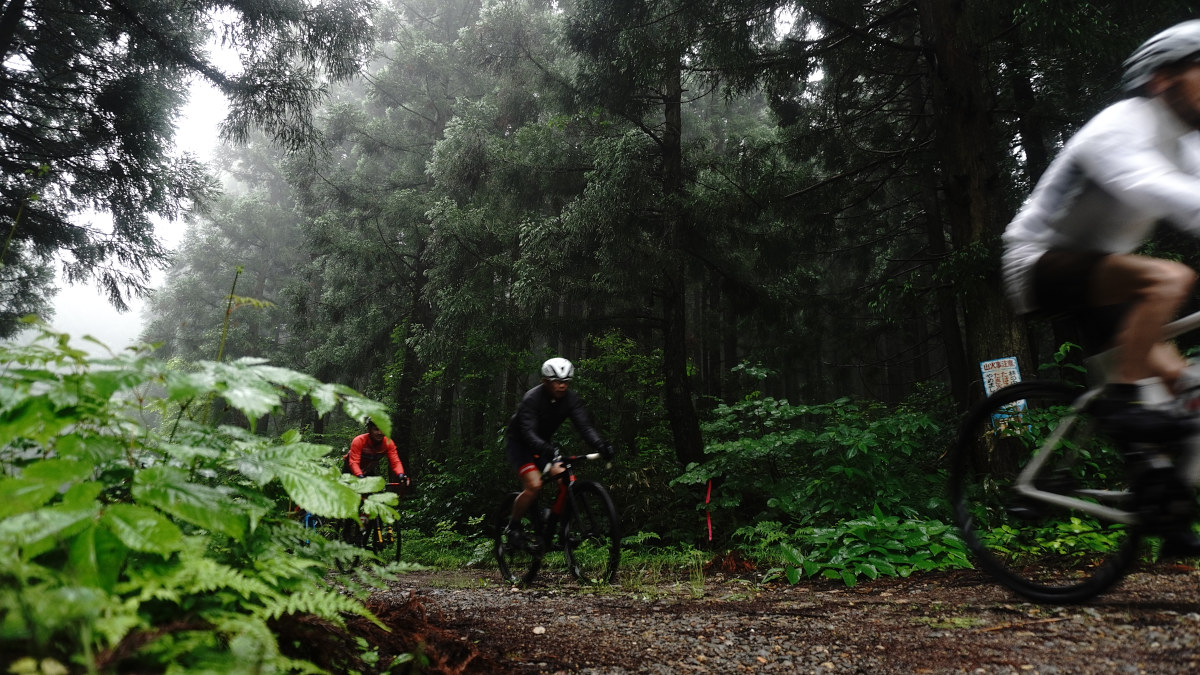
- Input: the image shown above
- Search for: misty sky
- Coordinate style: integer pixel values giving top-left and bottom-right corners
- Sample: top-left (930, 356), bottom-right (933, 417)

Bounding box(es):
top-left (45, 77), bottom-right (227, 355)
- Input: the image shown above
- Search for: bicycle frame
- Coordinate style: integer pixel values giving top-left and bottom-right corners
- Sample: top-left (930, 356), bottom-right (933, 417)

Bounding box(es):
top-left (1012, 308), bottom-right (1200, 526)
top-left (1010, 387), bottom-right (1140, 525)
top-left (539, 451), bottom-right (602, 523)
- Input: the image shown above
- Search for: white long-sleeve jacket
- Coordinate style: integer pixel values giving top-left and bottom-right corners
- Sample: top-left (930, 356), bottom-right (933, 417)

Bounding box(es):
top-left (1002, 95), bottom-right (1200, 314)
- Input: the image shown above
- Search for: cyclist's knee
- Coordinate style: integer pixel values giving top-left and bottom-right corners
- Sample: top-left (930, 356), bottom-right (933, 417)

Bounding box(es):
top-left (1148, 260), bottom-right (1195, 296)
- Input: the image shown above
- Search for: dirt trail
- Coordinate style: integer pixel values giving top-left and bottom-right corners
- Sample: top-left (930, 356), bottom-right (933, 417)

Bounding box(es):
top-left (368, 563), bottom-right (1200, 674)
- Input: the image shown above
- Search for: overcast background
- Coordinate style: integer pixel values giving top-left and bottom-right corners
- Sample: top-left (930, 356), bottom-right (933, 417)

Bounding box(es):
top-left (44, 74), bottom-right (229, 354)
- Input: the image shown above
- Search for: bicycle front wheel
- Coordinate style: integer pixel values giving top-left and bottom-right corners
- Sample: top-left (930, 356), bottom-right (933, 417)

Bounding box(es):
top-left (334, 519), bottom-right (363, 573)
top-left (950, 381), bottom-right (1140, 603)
top-left (563, 480), bottom-right (620, 585)
top-left (493, 494), bottom-right (541, 585)
top-left (365, 517), bottom-right (401, 562)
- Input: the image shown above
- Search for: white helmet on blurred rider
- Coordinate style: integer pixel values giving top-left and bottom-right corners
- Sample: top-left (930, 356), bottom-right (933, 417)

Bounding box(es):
top-left (540, 357), bottom-right (574, 381)
top-left (1122, 20), bottom-right (1200, 94)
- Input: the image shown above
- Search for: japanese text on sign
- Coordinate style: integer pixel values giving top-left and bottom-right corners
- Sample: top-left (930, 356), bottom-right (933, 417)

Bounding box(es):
top-left (979, 356), bottom-right (1021, 396)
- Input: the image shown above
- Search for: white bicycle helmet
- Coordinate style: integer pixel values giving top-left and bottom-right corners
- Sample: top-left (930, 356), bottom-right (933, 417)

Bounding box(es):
top-left (1122, 20), bottom-right (1200, 93)
top-left (540, 357), bottom-right (575, 381)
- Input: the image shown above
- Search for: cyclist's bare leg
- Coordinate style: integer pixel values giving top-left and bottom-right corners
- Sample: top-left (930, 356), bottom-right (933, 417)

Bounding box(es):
top-left (511, 467), bottom-right (543, 523)
top-left (1089, 254), bottom-right (1195, 388)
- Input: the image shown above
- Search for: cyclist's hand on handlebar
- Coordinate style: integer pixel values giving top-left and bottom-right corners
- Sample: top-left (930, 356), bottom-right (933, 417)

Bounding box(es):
top-left (394, 473), bottom-right (411, 487)
top-left (599, 442), bottom-right (615, 461)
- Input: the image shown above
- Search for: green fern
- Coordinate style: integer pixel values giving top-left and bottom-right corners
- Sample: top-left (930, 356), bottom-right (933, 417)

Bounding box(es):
top-left (256, 587), bottom-right (383, 629)
top-left (0, 327), bottom-right (408, 672)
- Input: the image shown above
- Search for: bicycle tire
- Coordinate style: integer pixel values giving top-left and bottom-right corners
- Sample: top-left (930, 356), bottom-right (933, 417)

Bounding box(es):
top-left (493, 494), bottom-right (541, 585)
top-left (949, 381), bottom-right (1140, 603)
top-left (563, 480), bottom-right (620, 585)
top-left (365, 517), bottom-right (386, 556)
top-left (334, 518), bottom-right (362, 573)
top-left (365, 517), bottom-right (403, 563)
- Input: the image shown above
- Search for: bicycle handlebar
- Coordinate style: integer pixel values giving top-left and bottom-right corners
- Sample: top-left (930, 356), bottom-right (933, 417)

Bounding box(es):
top-left (541, 451), bottom-right (605, 476)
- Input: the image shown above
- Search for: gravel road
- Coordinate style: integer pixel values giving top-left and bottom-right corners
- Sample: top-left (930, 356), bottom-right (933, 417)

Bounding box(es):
top-left (376, 563), bottom-right (1200, 674)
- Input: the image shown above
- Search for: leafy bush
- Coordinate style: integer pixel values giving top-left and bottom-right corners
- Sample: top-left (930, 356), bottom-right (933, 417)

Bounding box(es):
top-left (676, 394), bottom-right (952, 537)
top-left (739, 512), bottom-right (972, 587)
top-left (0, 328), bottom-right (406, 673)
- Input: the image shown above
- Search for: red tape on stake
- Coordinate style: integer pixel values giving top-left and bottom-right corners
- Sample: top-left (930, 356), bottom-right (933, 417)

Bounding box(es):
top-left (705, 479), bottom-right (713, 541)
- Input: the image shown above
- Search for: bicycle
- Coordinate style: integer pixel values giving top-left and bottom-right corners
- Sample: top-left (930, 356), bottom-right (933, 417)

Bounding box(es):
top-left (336, 478), bottom-right (407, 571)
top-left (949, 309), bottom-right (1200, 603)
top-left (492, 448), bottom-right (620, 586)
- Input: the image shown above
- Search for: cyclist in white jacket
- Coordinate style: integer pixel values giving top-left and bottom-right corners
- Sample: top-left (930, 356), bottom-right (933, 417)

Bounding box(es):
top-left (1004, 20), bottom-right (1200, 438)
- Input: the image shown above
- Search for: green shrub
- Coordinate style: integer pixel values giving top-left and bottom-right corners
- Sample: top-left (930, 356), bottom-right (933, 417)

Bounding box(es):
top-left (738, 510), bottom-right (972, 587)
top-left (676, 394), bottom-right (952, 536)
top-left (0, 328), bottom-right (405, 673)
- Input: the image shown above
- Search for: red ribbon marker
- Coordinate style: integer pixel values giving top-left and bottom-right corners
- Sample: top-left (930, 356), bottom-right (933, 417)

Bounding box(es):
top-left (705, 479), bottom-right (713, 541)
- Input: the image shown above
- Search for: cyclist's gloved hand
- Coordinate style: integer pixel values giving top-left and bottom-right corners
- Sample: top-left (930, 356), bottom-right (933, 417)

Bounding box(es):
top-left (600, 442), bottom-right (615, 460)
top-left (354, 472), bottom-right (365, 479)
top-left (396, 473), bottom-right (411, 487)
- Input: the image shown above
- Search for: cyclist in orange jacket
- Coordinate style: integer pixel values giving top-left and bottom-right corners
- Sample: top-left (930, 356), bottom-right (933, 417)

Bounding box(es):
top-left (346, 420), bottom-right (409, 484)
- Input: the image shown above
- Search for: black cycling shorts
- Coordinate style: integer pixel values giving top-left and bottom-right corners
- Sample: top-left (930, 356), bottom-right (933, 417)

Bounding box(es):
top-left (504, 436), bottom-right (544, 477)
top-left (1031, 249), bottom-right (1127, 353)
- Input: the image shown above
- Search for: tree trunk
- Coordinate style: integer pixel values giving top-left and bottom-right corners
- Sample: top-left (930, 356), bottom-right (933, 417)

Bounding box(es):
top-left (917, 0), bottom-right (1032, 406)
top-left (661, 60), bottom-right (705, 466)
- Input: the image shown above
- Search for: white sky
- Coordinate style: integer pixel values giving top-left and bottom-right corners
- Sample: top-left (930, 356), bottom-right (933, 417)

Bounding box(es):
top-left (42, 74), bottom-right (230, 355)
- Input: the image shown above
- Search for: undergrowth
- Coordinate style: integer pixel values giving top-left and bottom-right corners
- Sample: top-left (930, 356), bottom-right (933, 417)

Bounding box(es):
top-left (0, 326), bottom-right (409, 673)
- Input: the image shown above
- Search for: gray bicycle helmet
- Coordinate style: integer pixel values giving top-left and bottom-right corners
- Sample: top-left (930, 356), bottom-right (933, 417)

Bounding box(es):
top-left (1122, 20), bottom-right (1200, 94)
top-left (540, 357), bottom-right (574, 381)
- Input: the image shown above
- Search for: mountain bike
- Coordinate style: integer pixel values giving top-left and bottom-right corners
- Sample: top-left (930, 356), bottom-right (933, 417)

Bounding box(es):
top-left (949, 309), bottom-right (1200, 603)
top-left (492, 449), bottom-right (620, 586)
top-left (336, 478), bottom-right (407, 571)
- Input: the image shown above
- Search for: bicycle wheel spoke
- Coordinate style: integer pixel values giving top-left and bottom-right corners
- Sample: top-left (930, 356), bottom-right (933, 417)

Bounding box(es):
top-left (564, 481), bottom-right (620, 585)
top-left (950, 381), bottom-right (1139, 603)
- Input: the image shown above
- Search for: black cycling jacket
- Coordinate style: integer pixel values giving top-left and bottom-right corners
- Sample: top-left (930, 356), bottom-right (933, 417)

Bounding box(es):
top-left (505, 384), bottom-right (604, 456)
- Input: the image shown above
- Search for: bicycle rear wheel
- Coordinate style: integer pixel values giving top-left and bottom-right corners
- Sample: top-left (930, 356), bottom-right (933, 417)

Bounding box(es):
top-left (950, 381), bottom-right (1140, 603)
top-left (493, 494), bottom-right (541, 585)
top-left (563, 480), bottom-right (620, 585)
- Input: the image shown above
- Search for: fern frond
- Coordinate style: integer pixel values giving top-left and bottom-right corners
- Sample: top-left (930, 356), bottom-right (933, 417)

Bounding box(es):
top-left (255, 588), bottom-right (385, 630)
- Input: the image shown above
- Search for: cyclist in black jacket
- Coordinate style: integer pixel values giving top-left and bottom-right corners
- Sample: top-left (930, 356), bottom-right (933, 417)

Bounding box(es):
top-left (504, 357), bottom-right (614, 547)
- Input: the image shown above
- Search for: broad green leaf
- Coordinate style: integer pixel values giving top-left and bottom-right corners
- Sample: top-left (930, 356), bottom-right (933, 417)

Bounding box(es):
top-left (0, 478), bottom-right (60, 518)
top-left (22, 457), bottom-right (95, 484)
top-left (228, 441), bottom-right (337, 486)
top-left (219, 379), bottom-right (281, 420)
top-left (102, 504), bottom-right (184, 554)
top-left (0, 504), bottom-right (99, 555)
top-left (275, 466), bottom-right (360, 519)
top-left (778, 544), bottom-right (803, 566)
top-left (60, 481), bottom-right (105, 508)
top-left (133, 468), bottom-right (247, 541)
top-left (350, 475), bottom-right (385, 494)
top-left (164, 370), bottom-right (218, 400)
top-left (68, 523), bottom-right (129, 591)
top-left (248, 365), bottom-right (320, 393)
top-left (310, 384), bottom-right (341, 416)
top-left (0, 397), bottom-right (73, 444)
top-left (341, 396), bottom-right (390, 435)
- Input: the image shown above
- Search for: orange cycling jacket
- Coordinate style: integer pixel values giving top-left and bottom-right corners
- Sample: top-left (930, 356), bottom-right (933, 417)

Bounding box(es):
top-left (347, 433), bottom-right (405, 478)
